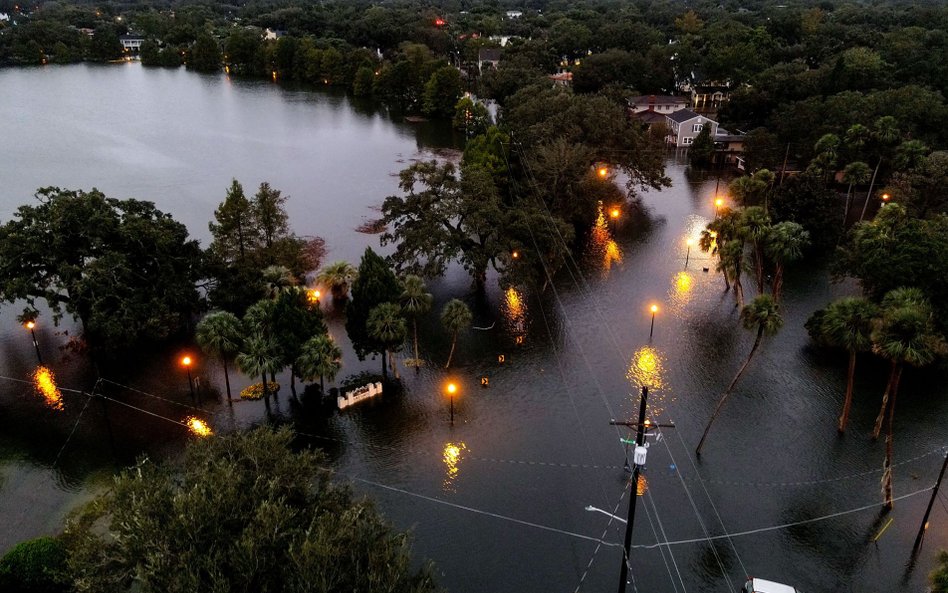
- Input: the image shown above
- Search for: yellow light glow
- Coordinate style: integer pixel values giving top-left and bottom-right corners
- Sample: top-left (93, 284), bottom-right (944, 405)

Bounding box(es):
top-left (442, 441), bottom-right (467, 491)
top-left (610, 208), bottom-right (620, 219)
top-left (511, 250), bottom-right (519, 259)
top-left (33, 366), bottom-right (63, 411)
top-left (604, 239), bottom-right (622, 270)
top-left (186, 416), bottom-right (213, 437)
top-left (674, 271), bottom-right (692, 294)
top-left (882, 193), bottom-right (891, 201)
top-left (686, 238), bottom-right (694, 246)
top-left (650, 304), bottom-right (658, 314)
top-left (626, 345), bottom-right (665, 391)
top-left (181, 356), bottom-right (192, 367)
top-left (503, 286), bottom-right (528, 337)
top-left (25, 321), bottom-right (35, 329)
top-left (446, 382), bottom-right (457, 395)
top-left (308, 289), bottom-right (321, 303)
top-left (715, 198), bottom-right (724, 209)
top-left (636, 474), bottom-right (648, 496)
top-left (598, 166), bottom-right (608, 178)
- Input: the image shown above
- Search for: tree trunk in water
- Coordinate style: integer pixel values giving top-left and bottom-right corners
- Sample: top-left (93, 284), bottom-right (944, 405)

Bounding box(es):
top-left (838, 350), bottom-right (857, 433)
top-left (390, 349), bottom-right (400, 380)
top-left (696, 327), bottom-right (764, 455)
top-left (882, 367), bottom-right (902, 510)
top-left (872, 361), bottom-right (899, 440)
top-left (261, 372), bottom-right (269, 402)
top-left (445, 331), bottom-right (458, 369)
top-left (223, 358), bottom-right (232, 404)
top-left (723, 268), bottom-right (731, 291)
top-left (413, 318), bottom-right (420, 373)
top-left (754, 242), bottom-right (765, 294)
top-left (771, 265), bottom-right (784, 303)
top-left (381, 350), bottom-right (388, 381)
top-left (290, 365), bottom-right (297, 399)
top-left (733, 275), bottom-right (745, 308)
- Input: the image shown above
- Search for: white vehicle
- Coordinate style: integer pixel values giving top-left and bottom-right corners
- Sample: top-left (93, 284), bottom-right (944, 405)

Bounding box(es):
top-left (743, 578), bottom-right (803, 593)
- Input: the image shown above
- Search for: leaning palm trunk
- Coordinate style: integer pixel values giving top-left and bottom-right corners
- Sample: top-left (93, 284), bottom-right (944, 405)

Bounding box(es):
top-left (445, 330), bottom-right (459, 369)
top-left (389, 349), bottom-right (400, 380)
top-left (222, 359), bottom-right (232, 404)
top-left (753, 242), bottom-right (765, 294)
top-left (290, 365), bottom-right (297, 398)
top-left (261, 373), bottom-right (270, 402)
top-left (843, 183), bottom-right (854, 226)
top-left (859, 158), bottom-right (882, 222)
top-left (696, 325), bottom-right (764, 455)
top-left (882, 373), bottom-right (902, 509)
top-left (771, 265), bottom-right (784, 303)
top-left (381, 350), bottom-right (388, 381)
top-left (733, 274), bottom-right (745, 308)
top-left (872, 361), bottom-right (900, 440)
top-left (838, 350), bottom-right (857, 433)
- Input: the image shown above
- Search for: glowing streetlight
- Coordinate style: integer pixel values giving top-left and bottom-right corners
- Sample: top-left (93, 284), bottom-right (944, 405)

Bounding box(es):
top-left (685, 238), bottom-right (693, 269)
top-left (649, 304), bottom-right (658, 339)
top-left (446, 381), bottom-right (458, 425)
top-left (308, 289), bottom-right (321, 305)
top-left (881, 193), bottom-right (891, 205)
top-left (181, 355), bottom-right (197, 405)
top-left (511, 250), bottom-right (520, 260)
top-left (24, 320), bottom-right (42, 364)
top-left (598, 166), bottom-right (609, 178)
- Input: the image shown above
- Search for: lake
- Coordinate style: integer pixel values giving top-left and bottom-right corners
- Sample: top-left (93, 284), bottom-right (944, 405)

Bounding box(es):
top-left (2, 62), bottom-right (948, 593)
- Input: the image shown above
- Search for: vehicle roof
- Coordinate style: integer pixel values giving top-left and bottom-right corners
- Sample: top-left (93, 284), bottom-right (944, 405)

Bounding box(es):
top-left (752, 578), bottom-right (798, 593)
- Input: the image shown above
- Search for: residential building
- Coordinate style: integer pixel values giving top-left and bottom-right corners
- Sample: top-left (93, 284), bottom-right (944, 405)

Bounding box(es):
top-left (548, 71), bottom-right (573, 87)
top-left (505, 10), bottom-right (523, 18)
top-left (478, 48), bottom-right (502, 74)
top-left (628, 94), bottom-right (688, 114)
top-left (119, 34), bottom-right (145, 51)
top-left (264, 28), bottom-right (286, 40)
top-left (665, 109), bottom-right (718, 147)
top-left (714, 128), bottom-right (746, 167)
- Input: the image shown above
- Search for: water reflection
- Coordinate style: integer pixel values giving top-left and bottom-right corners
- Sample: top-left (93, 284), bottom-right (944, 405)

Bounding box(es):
top-left (586, 204), bottom-right (623, 275)
top-left (669, 271), bottom-right (694, 309)
top-left (186, 416), bottom-right (213, 437)
top-left (442, 441), bottom-right (466, 492)
top-left (32, 366), bottom-right (63, 411)
top-left (626, 346), bottom-right (665, 391)
top-left (502, 287), bottom-right (527, 343)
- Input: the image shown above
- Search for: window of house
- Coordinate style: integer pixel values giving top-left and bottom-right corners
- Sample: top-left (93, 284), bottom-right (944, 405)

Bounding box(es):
top-left (683, 137), bottom-right (693, 145)
top-left (693, 123), bottom-right (703, 133)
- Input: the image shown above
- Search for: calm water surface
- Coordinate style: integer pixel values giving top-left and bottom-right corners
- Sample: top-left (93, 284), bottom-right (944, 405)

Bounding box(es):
top-left (2, 63), bottom-right (948, 593)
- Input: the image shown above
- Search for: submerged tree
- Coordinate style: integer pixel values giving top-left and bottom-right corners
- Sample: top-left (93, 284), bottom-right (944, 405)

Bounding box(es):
top-left (63, 428), bottom-right (439, 592)
top-left (296, 334), bottom-right (342, 393)
top-left (346, 247), bottom-right (401, 361)
top-left (316, 261), bottom-right (358, 302)
top-left (399, 275), bottom-right (433, 368)
top-left (441, 299), bottom-right (472, 369)
top-left (195, 311), bottom-right (244, 402)
top-left (367, 302), bottom-right (407, 380)
top-left (696, 295), bottom-right (783, 455)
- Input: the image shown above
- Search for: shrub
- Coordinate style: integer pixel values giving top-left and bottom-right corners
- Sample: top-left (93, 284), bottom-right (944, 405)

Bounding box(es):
top-left (239, 381), bottom-right (280, 400)
top-left (0, 536), bottom-right (69, 593)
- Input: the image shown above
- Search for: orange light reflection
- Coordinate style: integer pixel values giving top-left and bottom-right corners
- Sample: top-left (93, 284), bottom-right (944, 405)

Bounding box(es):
top-left (33, 366), bottom-right (63, 411)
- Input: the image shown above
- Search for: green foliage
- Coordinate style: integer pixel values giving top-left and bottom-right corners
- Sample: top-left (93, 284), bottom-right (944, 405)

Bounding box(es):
top-left (272, 287), bottom-right (327, 369)
top-left (296, 334), bottom-right (342, 389)
top-left (452, 97), bottom-right (490, 136)
top-left (187, 32), bottom-right (220, 72)
top-left (770, 172), bottom-right (841, 251)
top-left (688, 125), bottom-right (714, 166)
top-left (422, 65), bottom-right (462, 118)
top-left (316, 261), bottom-right (357, 302)
top-left (62, 428), bottom-right (439, 593)
top-left (932, 550), bottom-right (948, 593)
top-left (368, 302), bottom-right (407, 353)
top-left (345, 247), bottom-right (401, 360)
top-left (0, 187), bottom-right (202, 355)
top-left (0, 536), bottom-right (69, 593)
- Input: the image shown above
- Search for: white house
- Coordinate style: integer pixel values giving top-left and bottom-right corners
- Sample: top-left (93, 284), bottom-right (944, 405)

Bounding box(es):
top-left (0, 12), bottom-right (9, 22)
top-left (478, 48), bottom-right (502, 74)
top-left (119, 34), bottom-right (145, 51)
top-left (264, 28), bottom-right (286, 40)
top-left (505, 10), bottom-right (523, 18)
top-left (665, 109), bottom-right (718, 147)
top-left (628, 94), bottom-right (688, 114)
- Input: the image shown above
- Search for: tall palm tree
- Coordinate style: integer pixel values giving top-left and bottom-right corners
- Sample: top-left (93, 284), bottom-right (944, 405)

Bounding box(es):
top-left (195, 310), bottom-right (244, 402)
top-left (261, 265), bottom-right (296, 299)
top-left (764, 222), bottom-right (809, 302)
top-left (718, 240), bottom-right (745, 307)
top-left (243, 299), bottom-right (280, 382)
top-left (859, 116), bottom-right (901, 222)
top-left (367, 302), bottom-right (407, 380)
top-left (236, 335), bottom-right (283, 404)
top-left (441, 299), bottom-right (472, 369)
top-left (399, 274), bottom-right (432, 369)
top-left (700, 209), bottom-right (742, 293)
top-left (317, 261), bottom-right (358, 302)
top-left (870, 288), bottom-right (945, 508)
top-left (894, 139), bottom-right (929, 171)
top-left (818, 297), bottom-right (878, 433)
top-left (296, 334), bottom-right (342, 393)
top-left (696, 295), bottom-right (783, 455)
top-left (841, 161), bottom-right (871, 226)
top-left (740, 206), bottom-right (771, 295)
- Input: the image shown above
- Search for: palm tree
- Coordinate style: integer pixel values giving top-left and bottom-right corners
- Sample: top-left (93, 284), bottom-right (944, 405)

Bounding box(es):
top-left (262, 265), bottom-right (296, 299)
top-left (236, 335), bottom-right (283, 404)
top-left (841, 161), bottom-right (871, 226)
top-left (818, 297), bottom-right (878, 433)
top-left (441, 299), bottom-right (472, 369)
top-left (367, 303), bottom-right (407, 380)
top-left (195, 311), bottom-right (244, 402)
top-left (844, 123), bottom-right (871, 150)
top-left (317, 261), bottom-right (358, 302)
top-left (399, 274), bottom-right (432, 369)
top-left (859, 116), bottom-right (901, 222)
top-left (894, 139), bottom-right (929, 171)
top-left (870, 288), bottom-right (945, 508)
top-left (740, 206), bottom-right (771, 295)
top-left (764, 222), bottom-right (809, 302)
top-left (718, 240), bottom-right (745, 307)
top-left (296, 334), bottom-right (342, 393)
top-left (696, 295), bottom-right (783, 455)
top-left (243, 299), bottom-right (279, 382)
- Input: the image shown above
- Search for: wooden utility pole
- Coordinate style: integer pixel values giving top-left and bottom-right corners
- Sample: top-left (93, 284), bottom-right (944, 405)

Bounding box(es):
top-left (913, 452), bottom-right (948, 552)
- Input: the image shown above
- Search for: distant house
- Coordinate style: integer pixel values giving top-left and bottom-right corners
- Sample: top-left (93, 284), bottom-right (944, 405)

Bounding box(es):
top-left (478, 48), bottom-right (502, 74)
top-left (78, 27), bottom-right (95, 36)
top-left (119, 34), bottom-right (145, 51)
top-left (264, 28), bottom-right (286, 40)
top-left (665, 109), bottom-right (718, 147)
top-left (628, 95), bottom-right (688, 114)
top-left (505, 10), bottom-right (523, 18)
top-left (488, 35), bottom-right (519, 47)
top-left (548, 71), bottom-right (573, 87)
top-left (714, 127), bottom-right (746, 167)
top-left (0, 12), bottom-right (9, 22)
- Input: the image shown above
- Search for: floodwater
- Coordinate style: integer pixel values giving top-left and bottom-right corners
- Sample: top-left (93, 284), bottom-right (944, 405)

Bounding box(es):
top-left (2, 63), bottom-right (948, 593)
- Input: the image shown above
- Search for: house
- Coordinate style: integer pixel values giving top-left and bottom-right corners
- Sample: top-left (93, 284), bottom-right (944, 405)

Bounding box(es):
top-left (628, 95), bottom-right (688, 114)
top-left (690, 83), bottom-right (731, 112)
top-left (714, 127), bottom-right (746, 167)
top-left (488, 35), bottom-right (519, 47)
top-left (505, 10), bottom-right (523, 18)
top-left (264, 28), bottom-right (286, 40)
top-left (548, 71), bottom-right (573, 87)
top-left (78, 27), bottom-right (95, 36)
top-left (0, 12), bottom-right (9, 22)
top-left (478, 48), bottom-right (502, 74)
top-left (631, 109), bottom-right (668, 131)
top-left (119, 34), bottom-right (145, 51)
top-left (665, 109), bottom-right (718, 147)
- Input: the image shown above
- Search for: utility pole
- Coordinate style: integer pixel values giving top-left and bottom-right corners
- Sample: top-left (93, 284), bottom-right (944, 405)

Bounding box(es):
top-left (609, 387), bottom-right (675, 593)
top-left (913, 451), bottom-right (948, 552)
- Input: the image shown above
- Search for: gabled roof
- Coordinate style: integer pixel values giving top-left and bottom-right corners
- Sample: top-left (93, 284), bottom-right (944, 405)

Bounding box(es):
top-left (628, 95), bottom-right (687, 105)
top-left (666, 108), bottom-right (705, 123)
top-left (632, 110), bottom-right (668, 124)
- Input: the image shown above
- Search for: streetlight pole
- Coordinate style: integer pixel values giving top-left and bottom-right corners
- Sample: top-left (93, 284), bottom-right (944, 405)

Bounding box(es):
top-left (182, 356), bottom-right (196, 405)
top-left (649, 305), bottom-right (658, 339)
top-left (613, 386), bottom-right (649, 593)
top-left (25, 321), bottom-right (42, 364)
top-left (685, 240), bottom-right (693, 269)
top-left (446, 382), bottom-right (457, 426)
top-left (913, 451), bottom-right (948, 552)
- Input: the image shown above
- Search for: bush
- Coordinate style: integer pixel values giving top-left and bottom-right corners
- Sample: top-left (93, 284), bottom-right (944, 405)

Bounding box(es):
top-left (0, 536), bottom-right (69, 593)
top-left (239, 381), bottom-right (280, 400)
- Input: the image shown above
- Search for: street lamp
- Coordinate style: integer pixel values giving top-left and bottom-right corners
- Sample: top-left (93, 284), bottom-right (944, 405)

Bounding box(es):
top-left (649, 304), bottom-right (658, 339)
top-left (610, 207), bottom-right (620, 233)
top-left (511, 250), bottom-right (520, 260)
top-left (446, 381), bottom-right (458, 425)
top-left (24, 320), bottom-right (42, 364)
top-left (598, 166), bottom-right (609, 178)
top-left (308, 289), bottom-right (321, 306)
top-left (685, 238), bottom-right (693, 269)
top-left (714, 198), bottom-right (724, 218)
top-left (181, 355), bottom-right (197, 405)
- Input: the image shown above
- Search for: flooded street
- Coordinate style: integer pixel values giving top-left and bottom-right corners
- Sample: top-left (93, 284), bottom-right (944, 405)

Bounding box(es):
top-left (2, 63), bottom-right (948, 593)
